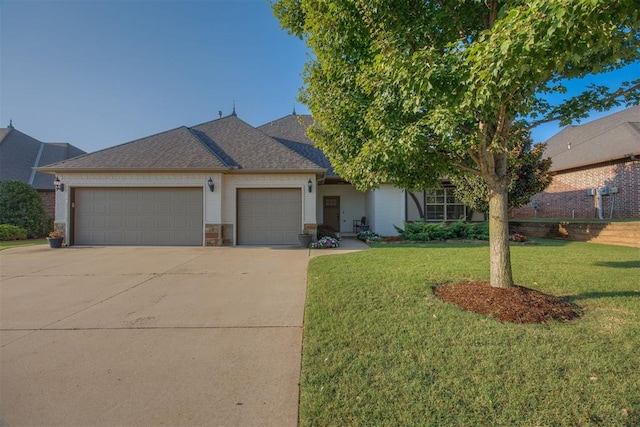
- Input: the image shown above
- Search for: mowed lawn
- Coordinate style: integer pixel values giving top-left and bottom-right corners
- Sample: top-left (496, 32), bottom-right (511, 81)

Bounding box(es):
top-left (301, 240), bottom-right (640, 426)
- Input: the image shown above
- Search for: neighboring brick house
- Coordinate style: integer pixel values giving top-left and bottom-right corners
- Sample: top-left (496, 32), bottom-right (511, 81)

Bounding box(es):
top-left (512, 106), bottom-right (640, 219)
top-left (0, 122), bottom-right (86, 217)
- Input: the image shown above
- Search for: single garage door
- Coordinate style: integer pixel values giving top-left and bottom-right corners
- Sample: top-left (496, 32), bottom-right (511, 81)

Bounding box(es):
top-left (237, 188), bottom-right (301, 245)
top-left (74, 188), bottom-right (203, 246)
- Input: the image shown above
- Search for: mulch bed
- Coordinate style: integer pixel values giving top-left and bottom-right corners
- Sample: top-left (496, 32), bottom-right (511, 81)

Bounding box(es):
top-left (433, 282), bottom-right (582, 324)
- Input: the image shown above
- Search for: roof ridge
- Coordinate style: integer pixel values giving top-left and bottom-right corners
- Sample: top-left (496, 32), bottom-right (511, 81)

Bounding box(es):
top-left (187, 128), bottom-right (238, 168)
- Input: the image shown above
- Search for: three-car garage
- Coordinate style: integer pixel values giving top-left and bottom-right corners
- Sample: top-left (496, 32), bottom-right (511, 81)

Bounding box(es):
top-left (71, 187), bottom-right (305, 246)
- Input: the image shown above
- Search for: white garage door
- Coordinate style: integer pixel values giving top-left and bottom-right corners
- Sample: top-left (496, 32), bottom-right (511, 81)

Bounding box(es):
top-left (237, 188), bottom-right (301, 245)
top-left (74, 188), bottom-right (203, 246)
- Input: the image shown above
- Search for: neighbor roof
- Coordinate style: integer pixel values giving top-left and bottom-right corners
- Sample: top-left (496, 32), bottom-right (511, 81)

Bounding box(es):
top-left (258, 114), bottom-right (337, 177)
top-left (0, 127), bottom-right (86, 190)
top-left (544, 105), bottom-right (640, 172)
top-left (39, 114), bottom-right (325, 173)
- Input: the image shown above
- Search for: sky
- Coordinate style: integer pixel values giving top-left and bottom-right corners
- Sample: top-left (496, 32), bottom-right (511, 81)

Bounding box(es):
top-left (1, 0), bottom-right (638, 153)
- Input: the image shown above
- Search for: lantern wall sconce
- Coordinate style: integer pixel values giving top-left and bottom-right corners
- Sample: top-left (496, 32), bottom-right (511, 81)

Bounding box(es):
top-left (207, 177), bottom-right (215, 192)
top-left (307, 178), bottom-right (313, 193)
top-left (53, 177), bottom-right (64, 192)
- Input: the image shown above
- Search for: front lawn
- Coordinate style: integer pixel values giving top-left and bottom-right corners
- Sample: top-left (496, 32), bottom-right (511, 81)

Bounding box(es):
top-left (301, 240), bottom-right (640, 426)
top-left (0, 239), bottom-right (47, 250)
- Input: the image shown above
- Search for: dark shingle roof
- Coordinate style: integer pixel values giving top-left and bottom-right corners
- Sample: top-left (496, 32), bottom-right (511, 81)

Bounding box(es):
top-left (258, 114), bottom-right (337, 177)
top-left (40, 126), bottom-right (229, 171)
top-left (0, 128), bottom-right (86, 190)
top-left (39, 114), bottom-right (325, 173)
top-left (191, 115), bottom-right (321, 171)
top-left (544, 105), bottom-right (640, 172)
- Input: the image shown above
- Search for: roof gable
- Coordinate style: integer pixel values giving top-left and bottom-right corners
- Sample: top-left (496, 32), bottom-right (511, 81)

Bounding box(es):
top-left (192, 115), bottom-right (321, 171)
top-left (258, 114), bottom-right (337, 176)
top-left (544, 105), bottom-right (640, 171)
top-left (0, 128), bottom-right (87, 189)
top-left (42, 126), bottom-right (229, 171)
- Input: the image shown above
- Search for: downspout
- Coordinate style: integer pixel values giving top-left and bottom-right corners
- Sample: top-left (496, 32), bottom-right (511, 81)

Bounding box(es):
top-left (597, 192), bottom-right (604, 220)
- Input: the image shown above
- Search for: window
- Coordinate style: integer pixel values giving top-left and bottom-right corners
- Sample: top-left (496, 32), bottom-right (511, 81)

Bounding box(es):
top-left (406, 187), bottom-right (467, 222)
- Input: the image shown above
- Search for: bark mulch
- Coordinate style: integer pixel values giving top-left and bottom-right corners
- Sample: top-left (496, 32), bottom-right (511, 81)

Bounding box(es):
top-left (433, 282), bottom-right (582, 324)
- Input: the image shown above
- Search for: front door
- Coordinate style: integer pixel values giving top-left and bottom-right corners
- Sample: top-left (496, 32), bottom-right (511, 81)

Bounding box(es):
top-left (323, 196), bottom-right (340, 232)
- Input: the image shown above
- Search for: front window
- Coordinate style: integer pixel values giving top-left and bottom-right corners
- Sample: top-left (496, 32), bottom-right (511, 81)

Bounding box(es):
top-left (407, 187), bottom-right (467, 222)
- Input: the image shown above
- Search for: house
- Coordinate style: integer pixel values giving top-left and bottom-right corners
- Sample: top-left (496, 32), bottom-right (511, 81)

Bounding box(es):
top-left (0, 122), bottom-right (86, 216)
top-left (511, 105), bottom-right (640, 219)
top-left (38, 111), bottom-right (481, 246)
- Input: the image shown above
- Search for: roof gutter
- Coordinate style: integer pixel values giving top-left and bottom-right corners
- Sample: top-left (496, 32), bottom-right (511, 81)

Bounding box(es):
top-left (549, 151), bottom-right (640, 173)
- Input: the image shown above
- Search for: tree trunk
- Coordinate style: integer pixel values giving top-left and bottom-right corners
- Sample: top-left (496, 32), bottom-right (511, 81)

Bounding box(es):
top-left (488, 184), bottom-right (514, 288)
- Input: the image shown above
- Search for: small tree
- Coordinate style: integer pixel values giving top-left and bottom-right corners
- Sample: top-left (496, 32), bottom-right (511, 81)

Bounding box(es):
top-left (0, 180), bottom-right (48, 238)
top-left (450, 133), bottom-right (552, 214)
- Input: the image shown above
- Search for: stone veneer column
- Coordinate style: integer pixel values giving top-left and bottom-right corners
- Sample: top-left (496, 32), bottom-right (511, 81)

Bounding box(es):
top-left (205, 224), bottom-right (233, 246)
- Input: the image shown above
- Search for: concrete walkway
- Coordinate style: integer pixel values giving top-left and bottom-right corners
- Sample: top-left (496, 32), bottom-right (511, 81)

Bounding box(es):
top-left (0, 241), bottom-right (367, 427)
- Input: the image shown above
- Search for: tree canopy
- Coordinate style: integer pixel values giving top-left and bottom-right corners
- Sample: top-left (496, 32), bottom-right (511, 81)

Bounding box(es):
top-left (274, 0), bottom-right (640, 287)
top-left (451, 135), bottom-right (552, 214)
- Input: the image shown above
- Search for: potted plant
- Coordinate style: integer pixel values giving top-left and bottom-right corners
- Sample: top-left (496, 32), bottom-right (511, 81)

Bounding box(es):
top-left (47, 231), bottom-right (64, 248)
top-left (298, 230), bottom-right (313, 248)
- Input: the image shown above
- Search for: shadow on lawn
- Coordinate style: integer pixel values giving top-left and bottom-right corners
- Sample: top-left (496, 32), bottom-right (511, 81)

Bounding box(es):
top-left (592, 261), bottom-right (640, 269)
top-left (564, 291), bottom-right (640, 302)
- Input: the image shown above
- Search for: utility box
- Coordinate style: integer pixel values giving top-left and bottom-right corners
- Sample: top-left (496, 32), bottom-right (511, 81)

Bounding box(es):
top-left (585, 188), bottom-right (596, 196)
top-left (597, 187), bottom-right (610, 195)
top-left (609, 187), bottom-right (619, 194)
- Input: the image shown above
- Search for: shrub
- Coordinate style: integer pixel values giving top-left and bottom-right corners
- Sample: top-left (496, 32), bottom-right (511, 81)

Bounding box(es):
top-left (0, 180), bottom-right (48, 238)
top-left (310, 236), bottom-right (340, 249)
top-left (0, 224), bottom-right (28, 241)
top-left (395, 221), bottom-right (489, 241)
top-left (317, 223), bottom-right (338, 239)
top-left (357, 230), bottom-right (383, 243)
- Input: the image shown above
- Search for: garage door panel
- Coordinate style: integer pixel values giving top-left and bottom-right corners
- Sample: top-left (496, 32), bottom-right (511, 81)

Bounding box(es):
top-left (75, 188), bottom-right (203, 246)
top-left (237, 188), bottom-right (301, 245)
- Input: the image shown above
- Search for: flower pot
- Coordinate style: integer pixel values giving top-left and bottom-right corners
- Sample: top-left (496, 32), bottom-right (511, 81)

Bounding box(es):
top-left (298, 233), bottom-right (313, 248)
top-left (47, 237), bottom-right (63, 248)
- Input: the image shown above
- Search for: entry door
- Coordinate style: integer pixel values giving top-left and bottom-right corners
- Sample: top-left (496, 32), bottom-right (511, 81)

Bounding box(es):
top-left (323, 196), bottom-right (340, 232)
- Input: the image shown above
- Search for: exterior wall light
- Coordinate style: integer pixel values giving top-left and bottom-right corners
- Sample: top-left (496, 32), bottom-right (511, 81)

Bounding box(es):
top-left (308, 178), bottom-right (313, 193)
top-left (54, 177), bottom-right (64, 192)
top-left (207, 177), bottom-right (215, 192)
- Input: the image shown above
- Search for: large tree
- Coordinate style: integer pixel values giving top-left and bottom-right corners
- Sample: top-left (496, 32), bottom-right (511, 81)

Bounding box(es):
top-left (274, 0), bottom-right (640, 287)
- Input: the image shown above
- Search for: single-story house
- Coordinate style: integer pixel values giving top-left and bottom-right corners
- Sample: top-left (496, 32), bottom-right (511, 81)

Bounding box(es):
top-left (0, 122), bottom-right (86, 216)
top-left (38, 110), bottom-right (482, 246)
top-left (511, 105), bottom-right (640, 219)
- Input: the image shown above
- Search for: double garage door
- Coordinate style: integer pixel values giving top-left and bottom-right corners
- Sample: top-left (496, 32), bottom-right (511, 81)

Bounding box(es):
top-left (74, 188), bottom-right (203, 246)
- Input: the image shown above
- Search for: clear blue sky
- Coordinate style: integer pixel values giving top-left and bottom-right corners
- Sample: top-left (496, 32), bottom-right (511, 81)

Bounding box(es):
top-left (1, 0), bottom-right (638, 153)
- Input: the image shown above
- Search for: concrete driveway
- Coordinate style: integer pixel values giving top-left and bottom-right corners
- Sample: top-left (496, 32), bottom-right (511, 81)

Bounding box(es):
top-left (0, 242), bottom-right (365, 426)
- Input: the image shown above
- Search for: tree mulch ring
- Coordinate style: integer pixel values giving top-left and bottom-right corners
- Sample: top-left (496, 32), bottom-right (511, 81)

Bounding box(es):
top-left (433, 282), bottom-right (582, 324)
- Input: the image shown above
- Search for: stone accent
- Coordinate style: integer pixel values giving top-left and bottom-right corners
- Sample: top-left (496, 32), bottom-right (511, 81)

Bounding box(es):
top-left (205, 224), bottom-right (233, 246)
top-left (303, 223), bottom-right (318, 239)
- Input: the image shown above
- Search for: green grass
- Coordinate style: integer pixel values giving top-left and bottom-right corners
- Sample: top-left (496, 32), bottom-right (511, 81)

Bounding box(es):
top-left (301, 240), bottom-right (640, 426)
top-left (0, 238), bottom-right (47, 250)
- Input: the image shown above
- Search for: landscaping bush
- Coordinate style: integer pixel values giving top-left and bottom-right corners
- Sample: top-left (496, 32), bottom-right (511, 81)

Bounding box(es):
top-left (0, 180), bottom-right (48, 238)
top-left (309, 236), bottom-right (340, 249)
top-left (0, 224), bottom-right (28, 241)
top-left (395, 221), bottom-right (489, 241)
top-left (316, 223), bottom-right (338, 240)
top-left (356, 230), bottom-right (383, 243)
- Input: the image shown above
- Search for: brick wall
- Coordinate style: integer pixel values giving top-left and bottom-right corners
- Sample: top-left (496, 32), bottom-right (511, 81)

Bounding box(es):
top-left (38, 190), bottom-right (56, 218)
top-left (511, 158), bottom-right (639, 219)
